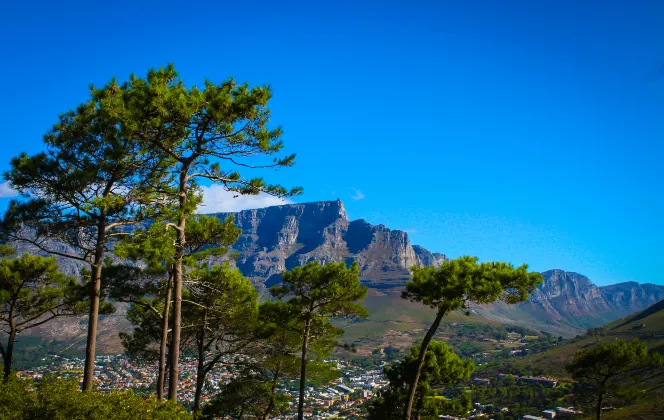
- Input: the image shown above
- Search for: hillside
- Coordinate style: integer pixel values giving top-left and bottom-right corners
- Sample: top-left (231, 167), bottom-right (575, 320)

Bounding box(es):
top-left (517, 299), bottom-right (664, 378)
top-left (476, 270), bottom-right (664, 336)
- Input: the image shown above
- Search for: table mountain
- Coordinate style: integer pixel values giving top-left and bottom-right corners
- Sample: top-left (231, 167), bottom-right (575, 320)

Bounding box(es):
top-left (208, 199), bottom-right (447, 290)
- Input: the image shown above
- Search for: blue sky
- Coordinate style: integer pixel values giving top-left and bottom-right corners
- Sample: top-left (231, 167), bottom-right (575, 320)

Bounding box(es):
top-left (1, 0), bottom-right (663, 285)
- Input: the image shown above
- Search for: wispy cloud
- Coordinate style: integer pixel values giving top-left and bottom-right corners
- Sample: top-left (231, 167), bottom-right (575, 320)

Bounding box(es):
top-left (403, 228), bottom-right (417, 234)
top-left (350, 188), bottom-right (366, 201)
top-left (0, 182), bottom-right (18, 198)
top-left (199, 184), bottom-right (293, 213)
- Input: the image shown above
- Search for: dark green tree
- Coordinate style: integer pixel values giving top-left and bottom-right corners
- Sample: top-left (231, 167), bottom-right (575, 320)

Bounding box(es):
top-left (0, 248), bottom-right (86, 379)
top-left (255, 300), bottom-right (341, 419)
top-left (202, 372), bottom-right (285, 420)
top-left (1, 78), bottom-right (169, 390)
top-left (369, 340), bottom-right (475, 420)
top-left (109, 212), bottom-right (240, 400)
top-left (184, 264), bottom-right (259, 412)
top-left (119, 64), bottom-right (301, 401)
top-left (0, 375), bottom-right (192, 419)
top-left (401, 256), bottom-right (542, 420)
top-left (566, 339), bottom-right (664, 420)
top-left (271, 261), bottom-right (368, 420)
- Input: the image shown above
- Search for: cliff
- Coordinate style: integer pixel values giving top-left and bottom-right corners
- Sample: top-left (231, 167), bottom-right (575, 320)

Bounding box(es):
top-left (209, 199), bottom-right (447, 289)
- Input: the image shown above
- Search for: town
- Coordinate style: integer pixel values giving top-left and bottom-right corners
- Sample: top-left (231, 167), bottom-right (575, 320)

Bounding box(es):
top-left (15, 354), bottom-right (390, 418)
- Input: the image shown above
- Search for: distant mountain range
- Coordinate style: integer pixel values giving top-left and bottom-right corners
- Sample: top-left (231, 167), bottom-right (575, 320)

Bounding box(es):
top-left (476, 270), bottom-right (664, 336)
top-left (208, 200), bottom-right (663, 336)
top-left (7, 200), bottom-right (664, 354)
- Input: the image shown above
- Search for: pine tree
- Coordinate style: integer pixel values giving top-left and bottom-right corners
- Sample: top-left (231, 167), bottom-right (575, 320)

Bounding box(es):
top-left (400, 256), bottom-right (542, 420)
top-left (119, 64), bottom-right (301, 401)
top-left (271, 261), bottom-right (367, 420)
top-left (1, 82), bottom-right (168, 389)
top-left (566, 339), bottom-right (664, 420)
top-left (108, 213), bottom-right (240, 401)
top-left (0, 247), bottom-right (86, 379)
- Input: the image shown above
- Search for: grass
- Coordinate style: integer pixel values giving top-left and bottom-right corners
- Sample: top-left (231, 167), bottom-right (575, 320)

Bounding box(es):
top-left (599, 401), bottom-right (664, 420)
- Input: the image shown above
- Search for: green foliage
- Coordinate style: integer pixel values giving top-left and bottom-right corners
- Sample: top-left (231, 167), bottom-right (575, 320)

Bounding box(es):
top-left (112, 213), bottom-right (241, 271)
top-left (468, 375), bottom-right (572, 419)
top-left (1, 71), bottom-right (168, 259)
top-left (108, 64), bottom-right (302, 401)
top-left (119, 64), bottom-right (302, 199)
top-left (404, 256), bottom-right (543, 311)
top-left (0, 376), bottom-right (191, 420)
top-left (272, 261), bottom-right (368, 319)
top-left (202, 374), bottom-right (287, 419)
top-left (566, 339), bottom-right (664, 419)
top-left (369, 341), bottom-right (475, 419)
top-left (0, 250), bottom-right (86, 378)
top-left (272, 261), bottom-right (367, 419)
top-left (1, 73), bottom-right (173, 390)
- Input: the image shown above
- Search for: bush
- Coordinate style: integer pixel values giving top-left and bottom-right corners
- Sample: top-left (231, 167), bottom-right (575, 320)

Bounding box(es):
top-left (0, 376), bottom-right (192, 420)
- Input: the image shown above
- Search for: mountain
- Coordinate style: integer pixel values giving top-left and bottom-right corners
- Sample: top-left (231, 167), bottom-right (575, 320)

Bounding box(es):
top-left (518, 298), bottom-right (664, 379)
top-left (476, 270), bottom-right (664, 336)
top-left (6, 199), bottom-right (664, 355)
top-left (208, 199), bottom-right (447, 290)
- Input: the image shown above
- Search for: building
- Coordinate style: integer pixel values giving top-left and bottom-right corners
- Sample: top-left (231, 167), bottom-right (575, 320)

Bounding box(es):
top-left (520, 376), bottom-right (558, 388)
top-left (542, 409), bottom-right (557, 418)
top-left (336, 384), bottom-right (353, 394)
top-left (555, 407), bottom-right (583, 417)
top-left (523, 416), bottom-right (545, 420)
top-left (472, 377), bottom-right (491, 386)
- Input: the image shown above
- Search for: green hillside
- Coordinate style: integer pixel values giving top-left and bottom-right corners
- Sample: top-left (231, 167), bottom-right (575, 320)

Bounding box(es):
top-left (517, 299), bottom-right (664, 380)
top-left (599, 401), bottom-right (664, 420)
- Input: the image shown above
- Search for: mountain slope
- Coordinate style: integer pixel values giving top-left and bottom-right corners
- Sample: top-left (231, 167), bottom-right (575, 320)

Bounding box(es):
top-left (476, 270), bottom-right (664, 336)
top-left (518, 299), bottom-right (664, 378)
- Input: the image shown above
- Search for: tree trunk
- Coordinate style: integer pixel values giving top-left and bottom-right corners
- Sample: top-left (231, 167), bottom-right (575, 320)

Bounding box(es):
top-left (262, 362), bottom-right (282, 420)
top-left (2, 309), bottom-right (16, 380)
top-left (404, 308), bottom-right (444, 420)
top-left (2, 333), bottom-right (15, 380)
top-left (157, 270), bottom-right (174, 401)
top-left (297, 316), bottom-right (312, 420)
top-left (82, 220), bottom-right (106, 391)
top-left (597, 392), bottom-right (603, 420)
top-left (193, 321), bottom-right (206, 412)
top-left (168, 171), bottom-right (188, 401)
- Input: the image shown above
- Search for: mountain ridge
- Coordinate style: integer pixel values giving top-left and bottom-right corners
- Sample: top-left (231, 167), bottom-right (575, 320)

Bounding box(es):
top-left (5, 199), bottom-right (663, 353)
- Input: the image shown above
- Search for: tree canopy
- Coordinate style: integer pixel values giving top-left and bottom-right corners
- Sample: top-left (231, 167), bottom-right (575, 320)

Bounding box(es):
top-left (566, 339), bottom-right (664, 420)
top-left (0, 249), bottom-right (86, 379)
top-left (272, 261), bottom-right (367, 420)
top-left (400, 256), bottom-right (542, 420)
top-left (369, 340), bottom-right (475, 420)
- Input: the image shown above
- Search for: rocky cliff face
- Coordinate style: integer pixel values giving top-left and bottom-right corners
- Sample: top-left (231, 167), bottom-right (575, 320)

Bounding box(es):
top-left (210, 199), bottom-right (447, 289)
top-left (478, 269), bottom-right (664, 335)
top-left (206, 201), bottom-right (664, 332)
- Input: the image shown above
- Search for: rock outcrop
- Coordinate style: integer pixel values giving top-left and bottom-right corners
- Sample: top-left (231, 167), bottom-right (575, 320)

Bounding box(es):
top-left (209, 199), bottom-right (447, 289)
top-left (477, 269), bottom-right (664, 335)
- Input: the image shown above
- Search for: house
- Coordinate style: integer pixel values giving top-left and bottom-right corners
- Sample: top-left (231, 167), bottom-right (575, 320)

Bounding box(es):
top-left (472, 377), bottom-right (491, 386)
top-left (542, 409), bottom-right (557, 418)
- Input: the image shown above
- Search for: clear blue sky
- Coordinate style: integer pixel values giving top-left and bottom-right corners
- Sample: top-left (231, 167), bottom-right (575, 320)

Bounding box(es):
top-left (1, 0), bottom-right (663, 285)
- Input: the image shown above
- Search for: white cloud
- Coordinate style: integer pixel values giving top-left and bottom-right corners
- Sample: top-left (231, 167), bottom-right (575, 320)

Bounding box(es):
top-left (350, 188), bottom-right (366, 201)
top-left (199, 184), bottom-right (293, 213)
top-left (0, 182), bottom-right (18, 198)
